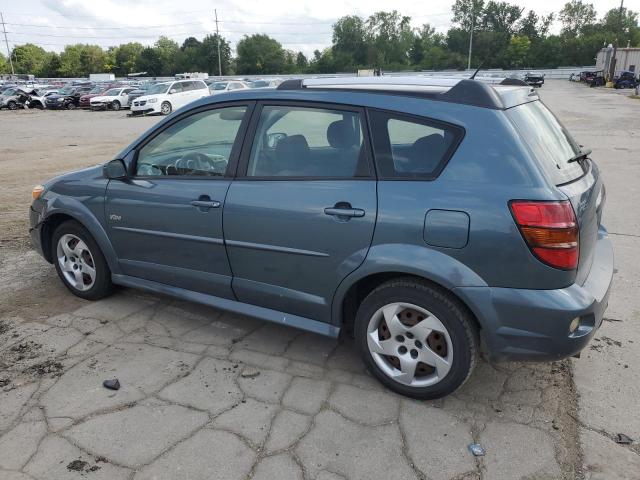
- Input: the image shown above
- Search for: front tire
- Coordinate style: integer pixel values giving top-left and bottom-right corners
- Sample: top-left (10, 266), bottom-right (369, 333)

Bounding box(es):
top-left (7, 101), bottom-right (17, 110)
top-left (52, 220), bottom-right (113, 300)
top-left (111, 100), bottom-right (121, 111)
top-left (66, 102), bottom-right (76, 110)
top-left (354, 278), bottom-right (478, 399)
top-left (160, 101), bottom-right (172, 115)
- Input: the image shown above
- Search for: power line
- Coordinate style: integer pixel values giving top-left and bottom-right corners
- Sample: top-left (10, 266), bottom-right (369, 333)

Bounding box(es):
top-left (4, 29), bottom-right (332, 39)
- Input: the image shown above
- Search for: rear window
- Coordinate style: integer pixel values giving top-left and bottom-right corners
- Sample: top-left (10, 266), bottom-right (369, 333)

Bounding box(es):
top-left (368, 109), bottom-right (461, 179)
top-left (507, 101), bottom-right (585, 185)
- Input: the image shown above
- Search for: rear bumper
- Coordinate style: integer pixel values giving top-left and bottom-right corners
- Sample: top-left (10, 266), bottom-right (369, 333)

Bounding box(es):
top-left (456, 226), bottom-right (613, 361)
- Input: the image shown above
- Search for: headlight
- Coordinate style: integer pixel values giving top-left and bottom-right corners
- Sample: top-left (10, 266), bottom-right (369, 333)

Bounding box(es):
top-left (58, 98), bottom-right (64, 102)
top-left (32, 184), bottom-right (45, 200)
top-left (147, 98), bottom-right (157, 103)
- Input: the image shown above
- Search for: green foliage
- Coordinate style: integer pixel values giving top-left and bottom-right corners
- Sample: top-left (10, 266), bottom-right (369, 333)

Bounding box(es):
top-left (0, 52), bottom-right (8, 74)
top-left (6, 3), bottom-right (640, 78)
top-left (236, 34), bottom-right (286, 74)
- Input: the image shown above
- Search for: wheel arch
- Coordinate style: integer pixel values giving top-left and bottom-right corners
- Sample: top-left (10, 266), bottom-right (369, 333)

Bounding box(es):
top-left (41, 202), bottom-right (121, 275)
top-left (332, 244), bottom-right (487, 335)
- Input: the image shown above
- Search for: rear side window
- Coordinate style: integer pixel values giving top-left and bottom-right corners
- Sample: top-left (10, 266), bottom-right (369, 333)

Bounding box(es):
top-left (368, 110), bottom-right (461, 179)
top-left (507, 101), bottom-right (584, 185)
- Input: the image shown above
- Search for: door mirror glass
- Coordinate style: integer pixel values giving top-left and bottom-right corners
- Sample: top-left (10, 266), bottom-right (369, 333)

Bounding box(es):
top-left (104, 159), bottom-right (128, 179)
top-left (266, 132), bottom-right (287, 149)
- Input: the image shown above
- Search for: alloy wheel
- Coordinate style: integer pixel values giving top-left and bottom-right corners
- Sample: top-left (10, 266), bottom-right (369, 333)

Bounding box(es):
top-left (56, 234), bottom-right (97, 291)
top-left (366, 302), bottom-right (453, 387)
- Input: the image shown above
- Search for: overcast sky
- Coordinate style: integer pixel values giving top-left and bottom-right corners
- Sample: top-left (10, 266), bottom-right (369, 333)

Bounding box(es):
top-left (1, 0), bottom-right (638, 56)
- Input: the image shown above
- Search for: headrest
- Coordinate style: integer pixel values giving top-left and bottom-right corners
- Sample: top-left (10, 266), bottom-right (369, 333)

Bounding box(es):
top-left (327, 120), bottom-right (358, 149)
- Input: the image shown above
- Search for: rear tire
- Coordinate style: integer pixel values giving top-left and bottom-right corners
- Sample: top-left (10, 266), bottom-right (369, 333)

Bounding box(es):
top-left (160, 101), bottom-right (172, 115)
top-left (354, 278), bottom-right (478, 399)
top-left (52, 220), bottom-right (113, 301)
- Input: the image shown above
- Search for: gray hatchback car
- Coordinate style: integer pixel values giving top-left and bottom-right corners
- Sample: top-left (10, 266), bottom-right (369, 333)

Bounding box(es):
top-left (29, 76), bottom-right (613, 399)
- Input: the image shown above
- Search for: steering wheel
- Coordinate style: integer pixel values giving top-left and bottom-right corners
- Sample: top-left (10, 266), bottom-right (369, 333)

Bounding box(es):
top-left (174, 152), bottom-right (217, 175)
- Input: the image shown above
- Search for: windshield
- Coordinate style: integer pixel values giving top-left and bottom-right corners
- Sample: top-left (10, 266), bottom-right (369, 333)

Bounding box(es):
top-left (2, 88), bottom-right (17, 95)
top-left (104, 89), bottom-right (120, 96)
top-left (146, 83), bottom-right (170, 95)
top-left (251, 80), bottom-right (269, 88)
top-left (212, 82), bottom-right (228, 90)
top-left (507, 101), bottom-right (585, 185)
top-left (89, 86), bottom-right (103, 94)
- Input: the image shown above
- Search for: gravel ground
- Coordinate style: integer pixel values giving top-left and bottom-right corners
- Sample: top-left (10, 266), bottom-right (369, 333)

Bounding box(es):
top-left (0, 82), bottom-right (638, 479)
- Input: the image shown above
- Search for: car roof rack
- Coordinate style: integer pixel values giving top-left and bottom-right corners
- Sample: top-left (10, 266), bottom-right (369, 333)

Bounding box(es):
top-left (276, 76), bottom-right (532, 110)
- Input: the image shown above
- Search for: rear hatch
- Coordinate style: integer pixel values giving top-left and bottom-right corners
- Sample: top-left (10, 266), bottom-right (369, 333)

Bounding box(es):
top-left (507, 100), bottom-right (603, 285)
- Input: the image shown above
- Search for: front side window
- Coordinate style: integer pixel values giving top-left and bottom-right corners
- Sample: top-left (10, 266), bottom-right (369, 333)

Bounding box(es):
top-left (369, 110), bottom-right (461, 179)
top-left (136, 106), bottom-right (248, 177)
top-left (170, 82), bottom-right (183, 93)
top-left (247, 105), bottom-right (368, 178)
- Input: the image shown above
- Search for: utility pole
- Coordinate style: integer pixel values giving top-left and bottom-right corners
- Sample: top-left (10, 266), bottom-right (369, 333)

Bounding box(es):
top-left (608, 0), bottom-right (624, 83)
top-left (1, 12), bottom-right (15, 76)
top-left (467, 1), bottom-right (475, 70)
top-left (214, 9), bottom-right (222, 77)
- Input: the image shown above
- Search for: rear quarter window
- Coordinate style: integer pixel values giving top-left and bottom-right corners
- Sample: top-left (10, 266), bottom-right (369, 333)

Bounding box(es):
top-left (368, 109), bottom-right (462, 179)
top-left (507, 101), bottom-right (585, 185)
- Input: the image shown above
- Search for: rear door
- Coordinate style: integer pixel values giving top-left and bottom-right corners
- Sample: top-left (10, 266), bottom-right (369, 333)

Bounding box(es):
top-left (223, 102), bottom-right (377, 323)
top-left (507, 101), bottom-right (602, 284)
top-left (105, 102), bottom-right (253, 298)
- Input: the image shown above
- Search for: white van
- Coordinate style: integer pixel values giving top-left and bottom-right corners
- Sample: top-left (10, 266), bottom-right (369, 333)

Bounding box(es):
top-left (130, 80), bottom-right (209, 115)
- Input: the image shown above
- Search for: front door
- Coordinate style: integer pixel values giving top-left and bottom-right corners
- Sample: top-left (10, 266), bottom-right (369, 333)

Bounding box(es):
top-left (105, 103), bottom-right (253, 298)
top-left (224, 102), bottom-right (377, 323)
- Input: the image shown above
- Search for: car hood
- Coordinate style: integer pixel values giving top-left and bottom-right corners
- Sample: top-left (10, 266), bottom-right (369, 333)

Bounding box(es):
top-left (44, 164), bottom-right (105, 190)
top-left (46, 94), bottom-right (71, 100)
top-left (135, 94), bottom-right (162, 102)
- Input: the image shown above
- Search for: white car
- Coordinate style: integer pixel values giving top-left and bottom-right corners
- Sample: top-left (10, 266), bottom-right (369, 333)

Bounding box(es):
top-left (28, 89), bottom-right (59, 109)
top-left (90, 87), bottom-right (137, 111)
top-left (208, 80), bottom-right (250, 95)
top-left (130, 80), bottom-right (209, 116)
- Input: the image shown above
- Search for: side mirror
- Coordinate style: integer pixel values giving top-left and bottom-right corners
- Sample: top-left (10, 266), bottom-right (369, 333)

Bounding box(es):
top-left (104, 159), bottom-right (128, 180)
top-left (169, 89), bottom-right (177, 94)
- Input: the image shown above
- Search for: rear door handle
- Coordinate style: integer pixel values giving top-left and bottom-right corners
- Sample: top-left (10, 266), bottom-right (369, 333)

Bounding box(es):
top-left (190, 200), bottom-right (221, 209)
top-left (324, 207), bottom-right (365, 218)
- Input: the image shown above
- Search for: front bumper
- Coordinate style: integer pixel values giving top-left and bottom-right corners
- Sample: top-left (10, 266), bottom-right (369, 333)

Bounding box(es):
top-left (29, 205), bottom-right (46, 258)
top-left (131, 101), bottom-right (160, 115)
top-left (456, 226), bottom-right (613, 361)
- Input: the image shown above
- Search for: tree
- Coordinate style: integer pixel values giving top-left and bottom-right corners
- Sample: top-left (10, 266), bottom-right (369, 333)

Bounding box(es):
top-left (506, 35), bottom-right (531, 67)
top-left (136, 47), bottom-right (162, 76)
top-left (11, 44), bottom-right (48, 75)
top-left (154, 36), bottom-right (180, 76)
top-left (332, 15), bottom-right (368, 67)
top-left (200, 34), bottom-right (232, 75)
top-left (0, 52), bottom-right (8, 74)
top-left (366, 10), bottom-right (414, 67)
top-left (235, 34), bottom-right (286, 74)
top-left (481, 1), bottom-right (523, 34)
top-left (452, 0), bottom-right (485, 31)
top-left (295, 51), bottom-right (308, 70)
top-left (112, 42), bottom-right (144, 76)
top-left (559, 0), bottom-right (596, 36)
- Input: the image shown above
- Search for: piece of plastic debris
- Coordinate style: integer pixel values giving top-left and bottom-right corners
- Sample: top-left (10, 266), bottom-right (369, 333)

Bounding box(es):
top-left (468, 443), bottom-right (486, 456)
top-left (240, 367), bottom-right (260, 379)
top-left (615, 433), bottom-right (633, 444)
top-left (102, 379), bottom-right (120, 391)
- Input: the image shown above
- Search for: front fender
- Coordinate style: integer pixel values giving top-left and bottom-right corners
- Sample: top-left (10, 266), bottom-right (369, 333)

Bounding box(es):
top-left (43, 196), bottom-right (121, 275)
top-left (331, 243), bottom-right (487, 326)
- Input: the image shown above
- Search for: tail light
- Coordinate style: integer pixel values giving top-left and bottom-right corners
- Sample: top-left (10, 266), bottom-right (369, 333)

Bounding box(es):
top-left (510, 200), bottom-right (579, 270)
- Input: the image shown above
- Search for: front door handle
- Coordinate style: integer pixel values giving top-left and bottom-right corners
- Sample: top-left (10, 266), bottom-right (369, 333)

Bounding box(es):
top-left (190, 200), bottom-right (221, 209)
top-left (324, 207), bottom-right (365, 218)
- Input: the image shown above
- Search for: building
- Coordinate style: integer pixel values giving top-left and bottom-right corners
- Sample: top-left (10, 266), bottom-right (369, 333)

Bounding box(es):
top-left (596, 46), bottom-right (640, 74)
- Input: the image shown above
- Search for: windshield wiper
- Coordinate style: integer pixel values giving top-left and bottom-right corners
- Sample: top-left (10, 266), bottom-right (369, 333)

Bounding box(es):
top-left (567, 148), bottom-right (592, 163)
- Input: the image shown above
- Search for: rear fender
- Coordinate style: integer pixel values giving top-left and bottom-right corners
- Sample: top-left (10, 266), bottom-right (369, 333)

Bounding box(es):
top-left (331, 243), bottom-right (488, 326)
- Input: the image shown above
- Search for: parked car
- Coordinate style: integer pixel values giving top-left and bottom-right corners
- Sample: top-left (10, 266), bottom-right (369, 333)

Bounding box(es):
top-left (249, 78), bottom-right (282, 89)
top-left (79, 84), bottom-right (120, 108)
top-left (90, 87), bottom-right (138, 111)
top-left (126, 82), bottom-right (156, 105)
top-left (29, 76), bottom-right (613, 399)
top-left (26, 89), bottom-right (59, 109)
top-left (0, 87), bottom-right (38, 110)
top-left (130, 79), bottom-right (209, 115)
top-left (524, 71), bottom-right (544, 87)
top-left (209, 80), bottom-right (250, 95)
top-left (45, 85), bottom-right (94, 109)
top-left (613, 71), bottom-right (638, 89)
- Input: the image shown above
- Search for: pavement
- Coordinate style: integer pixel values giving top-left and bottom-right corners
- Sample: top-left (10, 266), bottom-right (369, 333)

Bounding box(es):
top-left (0, 80), bottom-right (638, 480)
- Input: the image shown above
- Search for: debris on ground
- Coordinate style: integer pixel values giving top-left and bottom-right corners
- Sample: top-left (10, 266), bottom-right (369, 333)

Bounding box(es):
top-left (615, 433), bottom-right (634, 444)
top-left (103, 378), bottom-right (121, 390)
top-left (67, 459), bottom-right (89, 471)
top-left (25, 359), bottom-right (64, 376)
top-left (0, 320), bottom-right (11, 335)
top-left (240, 367), bottom-right (260, 378)
top-left (468, 443), bottom-right (486, 456)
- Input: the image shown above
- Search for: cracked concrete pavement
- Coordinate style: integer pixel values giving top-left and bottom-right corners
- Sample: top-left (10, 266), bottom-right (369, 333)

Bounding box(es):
top-left (0, 81), bottom-right (638, 479)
